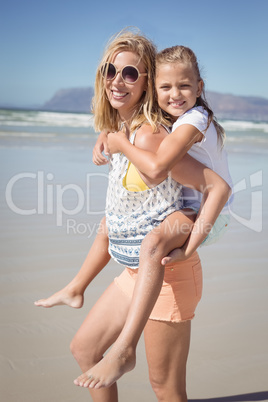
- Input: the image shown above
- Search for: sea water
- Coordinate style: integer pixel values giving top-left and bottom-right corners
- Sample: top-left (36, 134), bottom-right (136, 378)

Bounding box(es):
top-left (0, 108), bottom-right (267, 236)
top-left (1, 108), bottom-right (268, 148)
top-left (0, 108), bottom-right (96, 149)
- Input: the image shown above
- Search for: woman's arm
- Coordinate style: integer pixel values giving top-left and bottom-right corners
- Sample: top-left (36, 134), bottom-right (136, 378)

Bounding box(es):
top-left (107, 124), bottom-right (202, 179)
top-left (34, 216), bottom-right (111, 308)
top-left (92, 130), bottom-right (109, 165)
top-left (171, 154), bottom-right (231, 258)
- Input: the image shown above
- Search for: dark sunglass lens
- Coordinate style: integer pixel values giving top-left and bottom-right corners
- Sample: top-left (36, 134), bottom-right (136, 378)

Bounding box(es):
top-left (101, 63), bottom-right (116, 80)
top-left (107, 63), bottom-right (116, 80)
top-left (122, 66), bottom-right (138, 83)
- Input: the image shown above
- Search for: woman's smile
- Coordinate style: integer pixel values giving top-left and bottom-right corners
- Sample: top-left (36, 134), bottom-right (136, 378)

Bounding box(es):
top-left (111, 89), bottom-right (128, 100)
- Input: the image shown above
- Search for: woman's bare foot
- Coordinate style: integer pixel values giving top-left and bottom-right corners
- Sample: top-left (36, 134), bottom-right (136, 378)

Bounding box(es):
top-left (74, 344), bottom-right (136, 389)
top-left (34, 286), bottom-right (84, 308)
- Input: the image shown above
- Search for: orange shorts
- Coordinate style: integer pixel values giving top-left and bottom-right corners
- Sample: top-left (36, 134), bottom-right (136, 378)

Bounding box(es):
top-left (114, 251), bottom-right (203, 323)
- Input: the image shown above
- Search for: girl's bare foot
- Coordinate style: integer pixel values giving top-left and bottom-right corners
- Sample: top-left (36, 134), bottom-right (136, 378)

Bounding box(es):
top-left (161, 247), bottom-right (187, 265)
top-left (74, 344), bottom-right (136, 389)
top-left (34, 286), bottom-right (84, 308)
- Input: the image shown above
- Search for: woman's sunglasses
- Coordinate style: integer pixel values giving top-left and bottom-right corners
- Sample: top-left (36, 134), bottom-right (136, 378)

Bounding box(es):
top-left (101, 62), bottom-right (147, 84)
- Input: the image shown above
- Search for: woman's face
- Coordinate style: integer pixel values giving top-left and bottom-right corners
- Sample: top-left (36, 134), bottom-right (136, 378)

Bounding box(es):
top-left (105, 51), bottom-right (147, 121)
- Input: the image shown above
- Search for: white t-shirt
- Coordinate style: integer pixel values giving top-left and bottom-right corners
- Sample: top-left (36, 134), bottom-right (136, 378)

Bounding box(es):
top-left (172, 106), bottom-right (233, 214)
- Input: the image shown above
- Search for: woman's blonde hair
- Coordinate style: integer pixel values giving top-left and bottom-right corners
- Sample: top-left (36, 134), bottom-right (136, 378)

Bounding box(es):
top-left (156, 45), bottom-right (225, 145)
top-left (93, 28), bottom-right (165, 133)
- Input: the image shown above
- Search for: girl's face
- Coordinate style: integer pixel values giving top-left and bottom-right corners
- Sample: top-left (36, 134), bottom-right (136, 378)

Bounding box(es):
top-left (105, 51), bottom-right (147, 122)
top-left (156, 62), bottom-right (203, 122)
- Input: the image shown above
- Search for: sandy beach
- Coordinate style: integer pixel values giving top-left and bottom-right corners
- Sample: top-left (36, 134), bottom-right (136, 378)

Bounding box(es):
top-left (0, 111), bottom-right (268, 401)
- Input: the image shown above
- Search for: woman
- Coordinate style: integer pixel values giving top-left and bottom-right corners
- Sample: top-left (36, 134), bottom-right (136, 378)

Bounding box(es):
top-left (36, 29), bottom-right (230, 401)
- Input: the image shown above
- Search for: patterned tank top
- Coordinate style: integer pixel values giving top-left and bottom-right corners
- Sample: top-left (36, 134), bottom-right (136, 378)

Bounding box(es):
top-left (105, 129), bottom-right (183, 269)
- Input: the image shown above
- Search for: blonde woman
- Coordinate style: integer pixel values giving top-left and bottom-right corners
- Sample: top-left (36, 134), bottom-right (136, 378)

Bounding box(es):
top-left (36, 30), bottom-right (230, 401)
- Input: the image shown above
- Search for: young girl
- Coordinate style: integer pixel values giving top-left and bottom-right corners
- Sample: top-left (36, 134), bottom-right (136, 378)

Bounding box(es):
top-left (107, 45), bottom-right (233, 256)
top-left (73, 45), bottom-right (232, 390)
top-left (35, 33), bottom-right (230, 401)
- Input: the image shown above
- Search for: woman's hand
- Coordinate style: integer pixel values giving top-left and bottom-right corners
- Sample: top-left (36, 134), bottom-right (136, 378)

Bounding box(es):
top-left (92, 130), bottom-right (109, 165)
top-left (107, 130), bottom-right (129, 154)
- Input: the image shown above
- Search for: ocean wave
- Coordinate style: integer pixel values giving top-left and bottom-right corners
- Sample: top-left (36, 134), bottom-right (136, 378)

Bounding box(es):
top-left (226, 145), bottom-right (268, 155)
top-left (0, 131), bottom-right (57, 138)
top-left (1, 109), bottom-right (268, 140)
top-left (220, 119), bottom-right (268, 133)
top-left (0, 131), bottom-right (96, 139)
top-left (0, 109), bottom-right (94, 128)
top-left (226, 135), bottom-right (268, 144)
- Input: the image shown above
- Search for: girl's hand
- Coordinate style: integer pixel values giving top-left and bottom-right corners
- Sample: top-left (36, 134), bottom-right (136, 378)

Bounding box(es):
top-left (93, 130), bottom-right (109, 165)
top-left (161, 247), bottom-right (190, 265)
top-left (107, 130), bottom-right (128, 154)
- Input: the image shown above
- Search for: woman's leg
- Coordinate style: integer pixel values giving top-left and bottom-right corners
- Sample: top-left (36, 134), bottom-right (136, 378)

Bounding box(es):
top-left (34, 217), bottom-right (110, 308)
top-left (77, 210), bottom-right (195, 389)
top-left (72, 280), bottom-right (132, 401)
top-left (144, 319), bottom-right (191, 402)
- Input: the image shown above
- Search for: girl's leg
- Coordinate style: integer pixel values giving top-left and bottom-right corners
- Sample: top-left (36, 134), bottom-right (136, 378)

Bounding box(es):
top-left (144, 319), bottom-right (191, 402)
top-left (34, 217), bottom-right (110, 308)
top-left (71, 280), bottom-right (132, 402)
top-left (78, 210), bottom-right (195, 389)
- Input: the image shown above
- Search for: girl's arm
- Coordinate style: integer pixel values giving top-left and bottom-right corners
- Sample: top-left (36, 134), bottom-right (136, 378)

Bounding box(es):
top-left (170, 154), bottom-right (231, 259)
top-left (107, 124), bottom-right (202, 179)
top-left (129, 125), bottom-right (230, 257)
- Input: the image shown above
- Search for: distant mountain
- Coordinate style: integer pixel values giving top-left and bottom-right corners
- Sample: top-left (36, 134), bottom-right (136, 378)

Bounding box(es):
top-left (42, 87), bottom-right (268, 121)
top-left (43, 87), bottom-right (94, 113)
top-left (206, 92), bottom-right (268, 121)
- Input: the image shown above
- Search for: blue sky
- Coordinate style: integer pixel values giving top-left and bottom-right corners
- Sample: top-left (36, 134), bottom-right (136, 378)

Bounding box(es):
top-left (1, 0), bottom-right (267, 107)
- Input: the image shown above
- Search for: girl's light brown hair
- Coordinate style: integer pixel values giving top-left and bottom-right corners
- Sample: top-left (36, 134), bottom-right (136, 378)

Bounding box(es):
top-left (156, 45), bottom-right (225, 144)
top-left (93, 28), bottom-right (167, 133)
